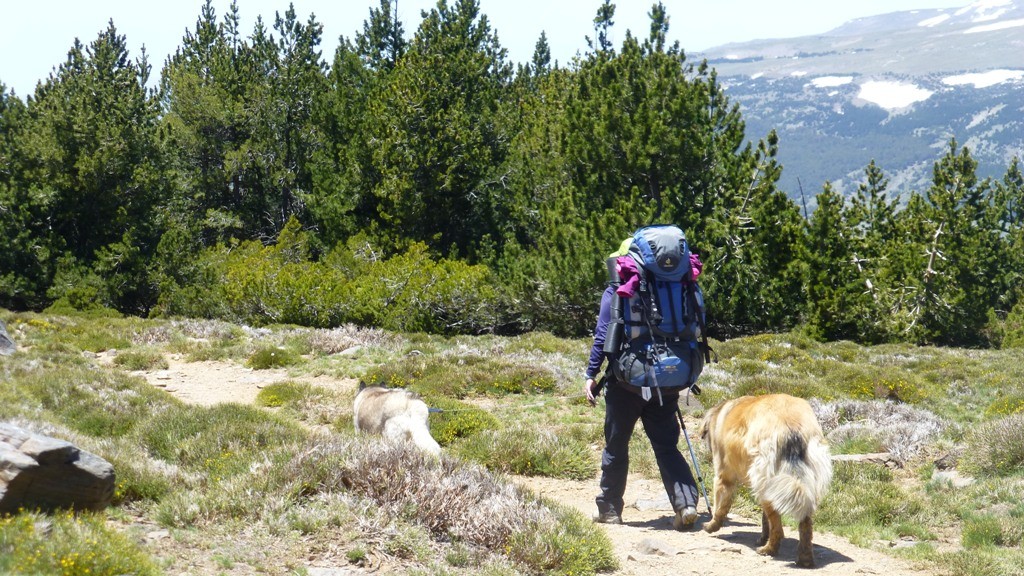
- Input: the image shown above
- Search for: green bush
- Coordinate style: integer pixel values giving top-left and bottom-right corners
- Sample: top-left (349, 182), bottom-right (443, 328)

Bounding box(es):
top-left (830, 431), bottom-right (887, 455)
top-left (255, 381), bottom-right (314, 408)
top-left (1000, 300), bottom-right (1024, 349)
top-left (961, 414), bottom-right (1024, 476)
top-left (731, 373), bottom-right (829, 400)
top-left (0, 512), bottom-right (159, 576)
top-left (365, 354), bottom-right (557, 399)
top-left (135, 403), bottom-right (306, 476)
top-left (985, 394), bottom-right (1024, 418)
top-left (455, 424), bottom-right (595, 480)
top-left (506, 503), bottom-right (618, 575)
top-left (247, 346), bottom-right (299, 369)
top-left (113, 349), bottom-right (169, 371)
top-left (817, 462), bottom-right (925, 532)
top-left (426, 397), bottom-right (499, 445)
top-left (963, 514), bottom-right (1005, 548)
top-left (160, 228), bottom-right (507, 335)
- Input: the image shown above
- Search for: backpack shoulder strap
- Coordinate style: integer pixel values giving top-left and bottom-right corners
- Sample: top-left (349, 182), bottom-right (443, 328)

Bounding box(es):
top-left (687, 282), bottom-right (716, 364)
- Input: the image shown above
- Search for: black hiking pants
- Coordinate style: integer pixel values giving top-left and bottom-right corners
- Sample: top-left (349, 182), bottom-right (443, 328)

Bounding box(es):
top-left (595, 381), bottom-right (699, 517)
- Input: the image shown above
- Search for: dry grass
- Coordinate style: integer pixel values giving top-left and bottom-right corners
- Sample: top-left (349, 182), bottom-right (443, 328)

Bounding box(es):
top-left (814, 398), bottom-right (948, 463)
top-left (960, 414), bottom-right (1024, 476)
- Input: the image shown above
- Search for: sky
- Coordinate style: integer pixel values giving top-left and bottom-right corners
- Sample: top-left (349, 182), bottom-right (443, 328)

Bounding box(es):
top-left (1, 0), bottom-right (974, 97)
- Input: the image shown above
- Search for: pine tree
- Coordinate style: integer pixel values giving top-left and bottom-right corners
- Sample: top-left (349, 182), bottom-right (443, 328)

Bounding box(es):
top-left (992, 157), bottom-right (1023, 309)
top-left (0, 84), bottom-right (53, 309)
top-left (308, 2), bottom-right (410, 249)
top-left (893, 140), bottom-right (997, 344)
top-left (160, 0), bottom-right (247, 242)
top-left (842, 160), bottom-right (899, 342)
top-left (364, 0), bottom-right (512, 257)
top-left (161, 1), bottom-right (328, 243)
top-left (496, 3), bottom-right (788, 335)
top-left (21, 21), bottom-right (162, 312)
top-left (648, 1), bottom-right (669, 52)
top-left (803, 183), bottom-right (865, 340)
top-left (531, 31), bottom-right (552, 75)
top-left (355, 0), bottom-right (407, 71)
top-left (588, 0), bottom-right (616, 53)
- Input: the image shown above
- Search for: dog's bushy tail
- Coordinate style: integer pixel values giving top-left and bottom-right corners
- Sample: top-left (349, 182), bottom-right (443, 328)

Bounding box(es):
top-left (750, 429), bottom-right (833, 520)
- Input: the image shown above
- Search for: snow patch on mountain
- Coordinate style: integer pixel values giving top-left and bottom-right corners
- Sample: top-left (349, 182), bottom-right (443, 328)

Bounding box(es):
top-left (964, 18), bottom-right (1024, 32)
top-left (958, 0), bottom-right (1015, 22)
top-left (966, 104), bottom-right (1007, 129)
top-left (918, 14), bottom-right (951, 27)
top-left (857, 81), bottom-right (933, 110)
top-left (811, 76), bottom-right (854, 88)
top-left (943, 69), bottom-right (1024, 88)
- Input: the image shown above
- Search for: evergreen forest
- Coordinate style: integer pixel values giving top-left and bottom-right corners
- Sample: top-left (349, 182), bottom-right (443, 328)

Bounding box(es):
top-left (1, 0), bottom-right (1023, 347)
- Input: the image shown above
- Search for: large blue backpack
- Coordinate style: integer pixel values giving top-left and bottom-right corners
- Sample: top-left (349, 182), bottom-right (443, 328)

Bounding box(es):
top-left (603, 225), bottom-right (710, 402)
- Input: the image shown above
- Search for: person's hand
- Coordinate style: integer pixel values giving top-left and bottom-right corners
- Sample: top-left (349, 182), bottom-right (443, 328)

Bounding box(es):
top-left (585, 378), bottom-right (597, 406)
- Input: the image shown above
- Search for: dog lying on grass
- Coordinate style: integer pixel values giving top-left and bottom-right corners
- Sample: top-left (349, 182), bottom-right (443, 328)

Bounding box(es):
top-left (353, 384), bottom-right (442, 456)
top-left (698, 393), bottom-right (833, 567)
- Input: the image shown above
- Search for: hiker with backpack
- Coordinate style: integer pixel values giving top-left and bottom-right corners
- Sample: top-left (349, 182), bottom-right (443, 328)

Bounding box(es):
top-left (584, 225), bottom-right (711, 530)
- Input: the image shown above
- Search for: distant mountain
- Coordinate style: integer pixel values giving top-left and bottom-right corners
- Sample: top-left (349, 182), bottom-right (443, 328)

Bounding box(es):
top-left (694, 0), bottom-right (1024, 204)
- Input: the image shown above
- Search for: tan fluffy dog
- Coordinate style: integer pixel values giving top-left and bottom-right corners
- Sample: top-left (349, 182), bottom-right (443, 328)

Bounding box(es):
top-left (353, 385), bottom-right (441, 456)
top-left (698, 394), bottom-right (832, 567)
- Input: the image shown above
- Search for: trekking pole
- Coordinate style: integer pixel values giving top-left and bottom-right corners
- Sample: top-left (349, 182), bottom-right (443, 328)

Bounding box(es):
top-left (676, 408), bottom-right (712, 516)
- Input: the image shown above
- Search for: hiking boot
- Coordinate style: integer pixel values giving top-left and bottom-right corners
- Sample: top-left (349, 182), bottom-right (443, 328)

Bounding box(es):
top-left (673, 506), bottom-right (698, 530)
top-left (593, 510), bottom-right (622, 524)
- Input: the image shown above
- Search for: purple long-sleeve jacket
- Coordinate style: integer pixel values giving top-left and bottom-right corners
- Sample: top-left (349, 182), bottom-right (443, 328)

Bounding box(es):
top-left (585, 285), bottom-right (616, 380)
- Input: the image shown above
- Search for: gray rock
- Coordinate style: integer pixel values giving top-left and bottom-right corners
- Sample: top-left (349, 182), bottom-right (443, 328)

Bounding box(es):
top-left (304, 569), bottom-right (360, 576)
top-left (932, 469), bottom-right (975, 488)
top-left (633, 492), bottom-right (672, 511)
top-left (635, 537), bottom-right (678, 556)
top-left (339, 345), bottom-right (364, 357)
top-left (0, 320), bottom-right (15, 356)
top-left (0, 422), bottom-right (115, 513)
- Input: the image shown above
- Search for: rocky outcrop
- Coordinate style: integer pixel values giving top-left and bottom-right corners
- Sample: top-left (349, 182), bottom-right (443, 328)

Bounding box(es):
top-left (0, 423), bottom-right (115, 513)
top-left (0, 320), bottom-right (15, 356)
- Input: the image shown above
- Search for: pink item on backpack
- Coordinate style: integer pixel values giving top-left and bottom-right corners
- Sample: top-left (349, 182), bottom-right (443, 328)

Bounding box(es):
top-left (616, 256), bottom-right (641, 297)
top-left (690, 253), bottom-right (703, 280)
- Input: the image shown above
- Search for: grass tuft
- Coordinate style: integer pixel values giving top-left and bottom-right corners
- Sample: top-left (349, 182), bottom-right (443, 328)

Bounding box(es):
top-left (0, 511), bottom-right (159, 576)
top-left (113, 349), bottom-right (169, 371)
top-left (246, 346), bottom-right (299, 369)
top-left (961, 414), bottom-right (1024, 476)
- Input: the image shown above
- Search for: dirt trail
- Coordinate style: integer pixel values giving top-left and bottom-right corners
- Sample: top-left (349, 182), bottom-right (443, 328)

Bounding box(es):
top-left (120, 354), bottom-right (935, 576)
top-left (517, 473), bottom-right (929, 576)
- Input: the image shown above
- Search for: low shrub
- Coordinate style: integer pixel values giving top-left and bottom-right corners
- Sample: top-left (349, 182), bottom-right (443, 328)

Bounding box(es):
top-left (455, 423), bottom-right (595, 480)
top-left (426, 397), bottom-right (499, 446)
top-left (284, 437), bottom-right (617, 575)
top-left (365, 354), bottom-right (557, 399)
top-left (960, 414), bottom-right (1024, 476)
top-left (159, 226), bottom-right (507, 335)
top-left (0, 511), bottom-right (159, 576)
top-left (113, 349), bottom-right (169, 371)
top-left (134, 403), bottom-right (307, 477)
top-left (247, 346), bottom-right (299, 369)
top-left (962, 514), bottom-right (1005, 548)
top-left (984, 394), bottom-right (1024, 418)
top-left (817, 462), bottom-right (926, 537)
top-left (256, 381), bottom-right (314, 408)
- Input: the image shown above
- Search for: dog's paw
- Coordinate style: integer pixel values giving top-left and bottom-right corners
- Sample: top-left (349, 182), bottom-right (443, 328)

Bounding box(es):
top-left (755, 544), bottom-right (780, 557)
top-left (703, 520), bottom-right (722, 533)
